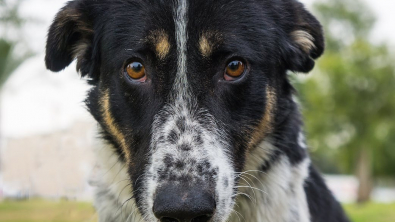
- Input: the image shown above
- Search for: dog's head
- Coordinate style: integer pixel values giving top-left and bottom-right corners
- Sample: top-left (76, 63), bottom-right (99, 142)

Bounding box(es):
top-left (46, 0), bottom-right (323, 221)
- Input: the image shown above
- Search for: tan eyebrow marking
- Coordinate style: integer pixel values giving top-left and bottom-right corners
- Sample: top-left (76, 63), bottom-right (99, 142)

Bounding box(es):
top-left (147, 30), bottom-right (171, 60)
top-left (199, 31), bottom-right (223, 57)
top-left (100, 90), bottom-right (131, 163)
top-left (199, 36), bottom-right (212, 57)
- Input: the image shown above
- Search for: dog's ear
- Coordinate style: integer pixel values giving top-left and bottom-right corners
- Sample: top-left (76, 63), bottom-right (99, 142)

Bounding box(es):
top-left (45, 0), bottom-right (98, 78)
top-left (283, 0), bottom-right (325, 73)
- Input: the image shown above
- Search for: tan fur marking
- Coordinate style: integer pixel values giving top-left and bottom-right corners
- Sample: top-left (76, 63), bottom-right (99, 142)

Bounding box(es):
top-left (147, 30), bottom-right (170, 60)
top-left (199, 36), bottom-right (212, 57)
top-left (101, 90), bottom-right (131, 163)
top-left (199, 31), bottom-right (223, 57)
top-left (249, 87), bottom-right (276, 149)
top-left (292, 30), bottom-right (315, 53)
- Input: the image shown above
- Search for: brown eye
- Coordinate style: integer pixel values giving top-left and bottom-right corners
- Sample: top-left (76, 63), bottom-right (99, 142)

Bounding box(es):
top-left (126, 62), bottom-right (146, 82)
top-left (225, 60), bottom-right (245, 80)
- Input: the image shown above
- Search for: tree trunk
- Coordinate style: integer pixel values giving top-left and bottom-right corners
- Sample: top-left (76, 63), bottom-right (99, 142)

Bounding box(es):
top-left (356, 148), bottom-right (373, 203)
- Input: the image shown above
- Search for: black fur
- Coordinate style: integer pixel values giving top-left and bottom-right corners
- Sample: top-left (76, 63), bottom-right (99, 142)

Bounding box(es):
top-left (46, 0), bottom-right (348, 221)
top-left (305, 166), bottom-right (350, 222)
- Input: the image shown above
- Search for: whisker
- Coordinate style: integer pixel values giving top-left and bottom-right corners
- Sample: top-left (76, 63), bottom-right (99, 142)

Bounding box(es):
top-left (119, 194), bottom-right (133, 220)
top-left (235, 169), bottom-right (268, 176)
top-left (111, 164), bottom-right (127, 184)
top-left (232, 192), bottom-right (255, 203)
top-left (236, 186), bottom-right (268, 195)
top-left (134, 173), bottom-right (146, 186)
top-left (239, 172), bottom-right (265, 188)
top-left (237, 176), bottom-right (257, 204)
top-left (231, 208), bottom-right (244, 222)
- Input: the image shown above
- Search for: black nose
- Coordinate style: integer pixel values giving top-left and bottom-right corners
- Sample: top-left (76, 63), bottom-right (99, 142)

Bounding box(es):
top-left (153, 183), bottom-right (216, 222)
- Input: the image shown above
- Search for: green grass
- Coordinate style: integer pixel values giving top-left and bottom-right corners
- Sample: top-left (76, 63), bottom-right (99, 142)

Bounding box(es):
top-left (0, 200), bottom-right (394, 222)
top-left (344, 203), bottom-right (395, 222)
top-left (0, 199), bottom-right (97, 222)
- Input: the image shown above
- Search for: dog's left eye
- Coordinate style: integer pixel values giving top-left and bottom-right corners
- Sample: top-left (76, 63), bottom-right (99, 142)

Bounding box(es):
top-left (224, 60), bottom-right (246, 81)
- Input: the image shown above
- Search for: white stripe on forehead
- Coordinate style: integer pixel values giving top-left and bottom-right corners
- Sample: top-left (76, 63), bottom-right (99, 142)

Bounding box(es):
top-left (174, 0), bottom-right (189, 100)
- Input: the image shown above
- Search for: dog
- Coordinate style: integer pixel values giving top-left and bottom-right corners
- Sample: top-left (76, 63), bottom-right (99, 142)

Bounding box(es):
top-left (45, 0), bottom-right (350, 221)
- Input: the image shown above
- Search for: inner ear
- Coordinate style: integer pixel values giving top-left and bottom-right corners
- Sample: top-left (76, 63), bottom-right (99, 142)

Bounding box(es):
top-left (45, 1), bottom-right (95, 77)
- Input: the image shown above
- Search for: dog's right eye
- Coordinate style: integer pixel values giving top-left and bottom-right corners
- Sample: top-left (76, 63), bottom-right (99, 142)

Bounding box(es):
top-left (224, 60), bottom-right (246, 81)
top-left (125, 61), bottom-right (146, 82)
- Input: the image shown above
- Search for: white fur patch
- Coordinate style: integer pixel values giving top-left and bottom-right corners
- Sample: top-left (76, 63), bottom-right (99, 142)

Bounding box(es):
top-left (298, 131), bottom-right (307, 149)
top-left (90, 140), bottom-right (143, 222)
top-left (173, 0), bottom-right (189, 98)
top-left (244, 139), bottom-right (276, 171)
top-left (229, 140), bottom-right (311, 222)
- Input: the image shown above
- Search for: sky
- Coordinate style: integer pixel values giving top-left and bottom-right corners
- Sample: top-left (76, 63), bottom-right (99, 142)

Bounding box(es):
top-left (1, 0), bottom-right (395, 138)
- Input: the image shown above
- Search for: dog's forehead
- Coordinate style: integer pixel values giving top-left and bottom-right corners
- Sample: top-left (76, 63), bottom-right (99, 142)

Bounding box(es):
top-left (108, 0), bottom-right (262, 57)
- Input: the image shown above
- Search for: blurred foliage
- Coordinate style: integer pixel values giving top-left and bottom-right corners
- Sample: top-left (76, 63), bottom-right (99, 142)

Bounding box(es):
top-left (293, 0), bottom-right (395, 178)
top-left (0, 39), bottom-right (12, 84)
top-left (0, 0), bottom-right (27, 87)
top-left (0, 0), bottom-right (24, 26)
top-left (0, 39), bottom-right (21, 86)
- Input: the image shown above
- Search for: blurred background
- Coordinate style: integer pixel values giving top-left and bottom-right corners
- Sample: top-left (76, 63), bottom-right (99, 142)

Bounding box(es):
top-left (0, 0), bottom-right (394, 221)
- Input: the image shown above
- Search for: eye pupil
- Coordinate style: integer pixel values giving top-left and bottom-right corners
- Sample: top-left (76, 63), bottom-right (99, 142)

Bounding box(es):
top-left (132, 62), bottom-right (143, 72)
top-left (229, 61), bottom-right (240, 70)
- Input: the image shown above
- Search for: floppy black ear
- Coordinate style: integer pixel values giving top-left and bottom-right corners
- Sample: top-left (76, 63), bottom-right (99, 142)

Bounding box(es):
top-left (45, 0), bottom-right (97, 78)
top-left (283, 0), bottom-right (325, 73)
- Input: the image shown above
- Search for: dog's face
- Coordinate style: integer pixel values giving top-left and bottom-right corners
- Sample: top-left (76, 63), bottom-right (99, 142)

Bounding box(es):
top-left (46, 0), bottom-right (323, 221)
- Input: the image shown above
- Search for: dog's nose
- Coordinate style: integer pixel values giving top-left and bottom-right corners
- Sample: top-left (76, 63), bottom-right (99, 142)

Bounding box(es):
top-left (153, 183), bottom-right (216, 222)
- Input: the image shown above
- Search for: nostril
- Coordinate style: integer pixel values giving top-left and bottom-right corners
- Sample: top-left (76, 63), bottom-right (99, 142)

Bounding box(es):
top-left (161, 217), bottom-right (179, 222)
top-left (191, 215), bottom-right (212, 222)
top-left (153, 183), bottom-right (215, 222)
